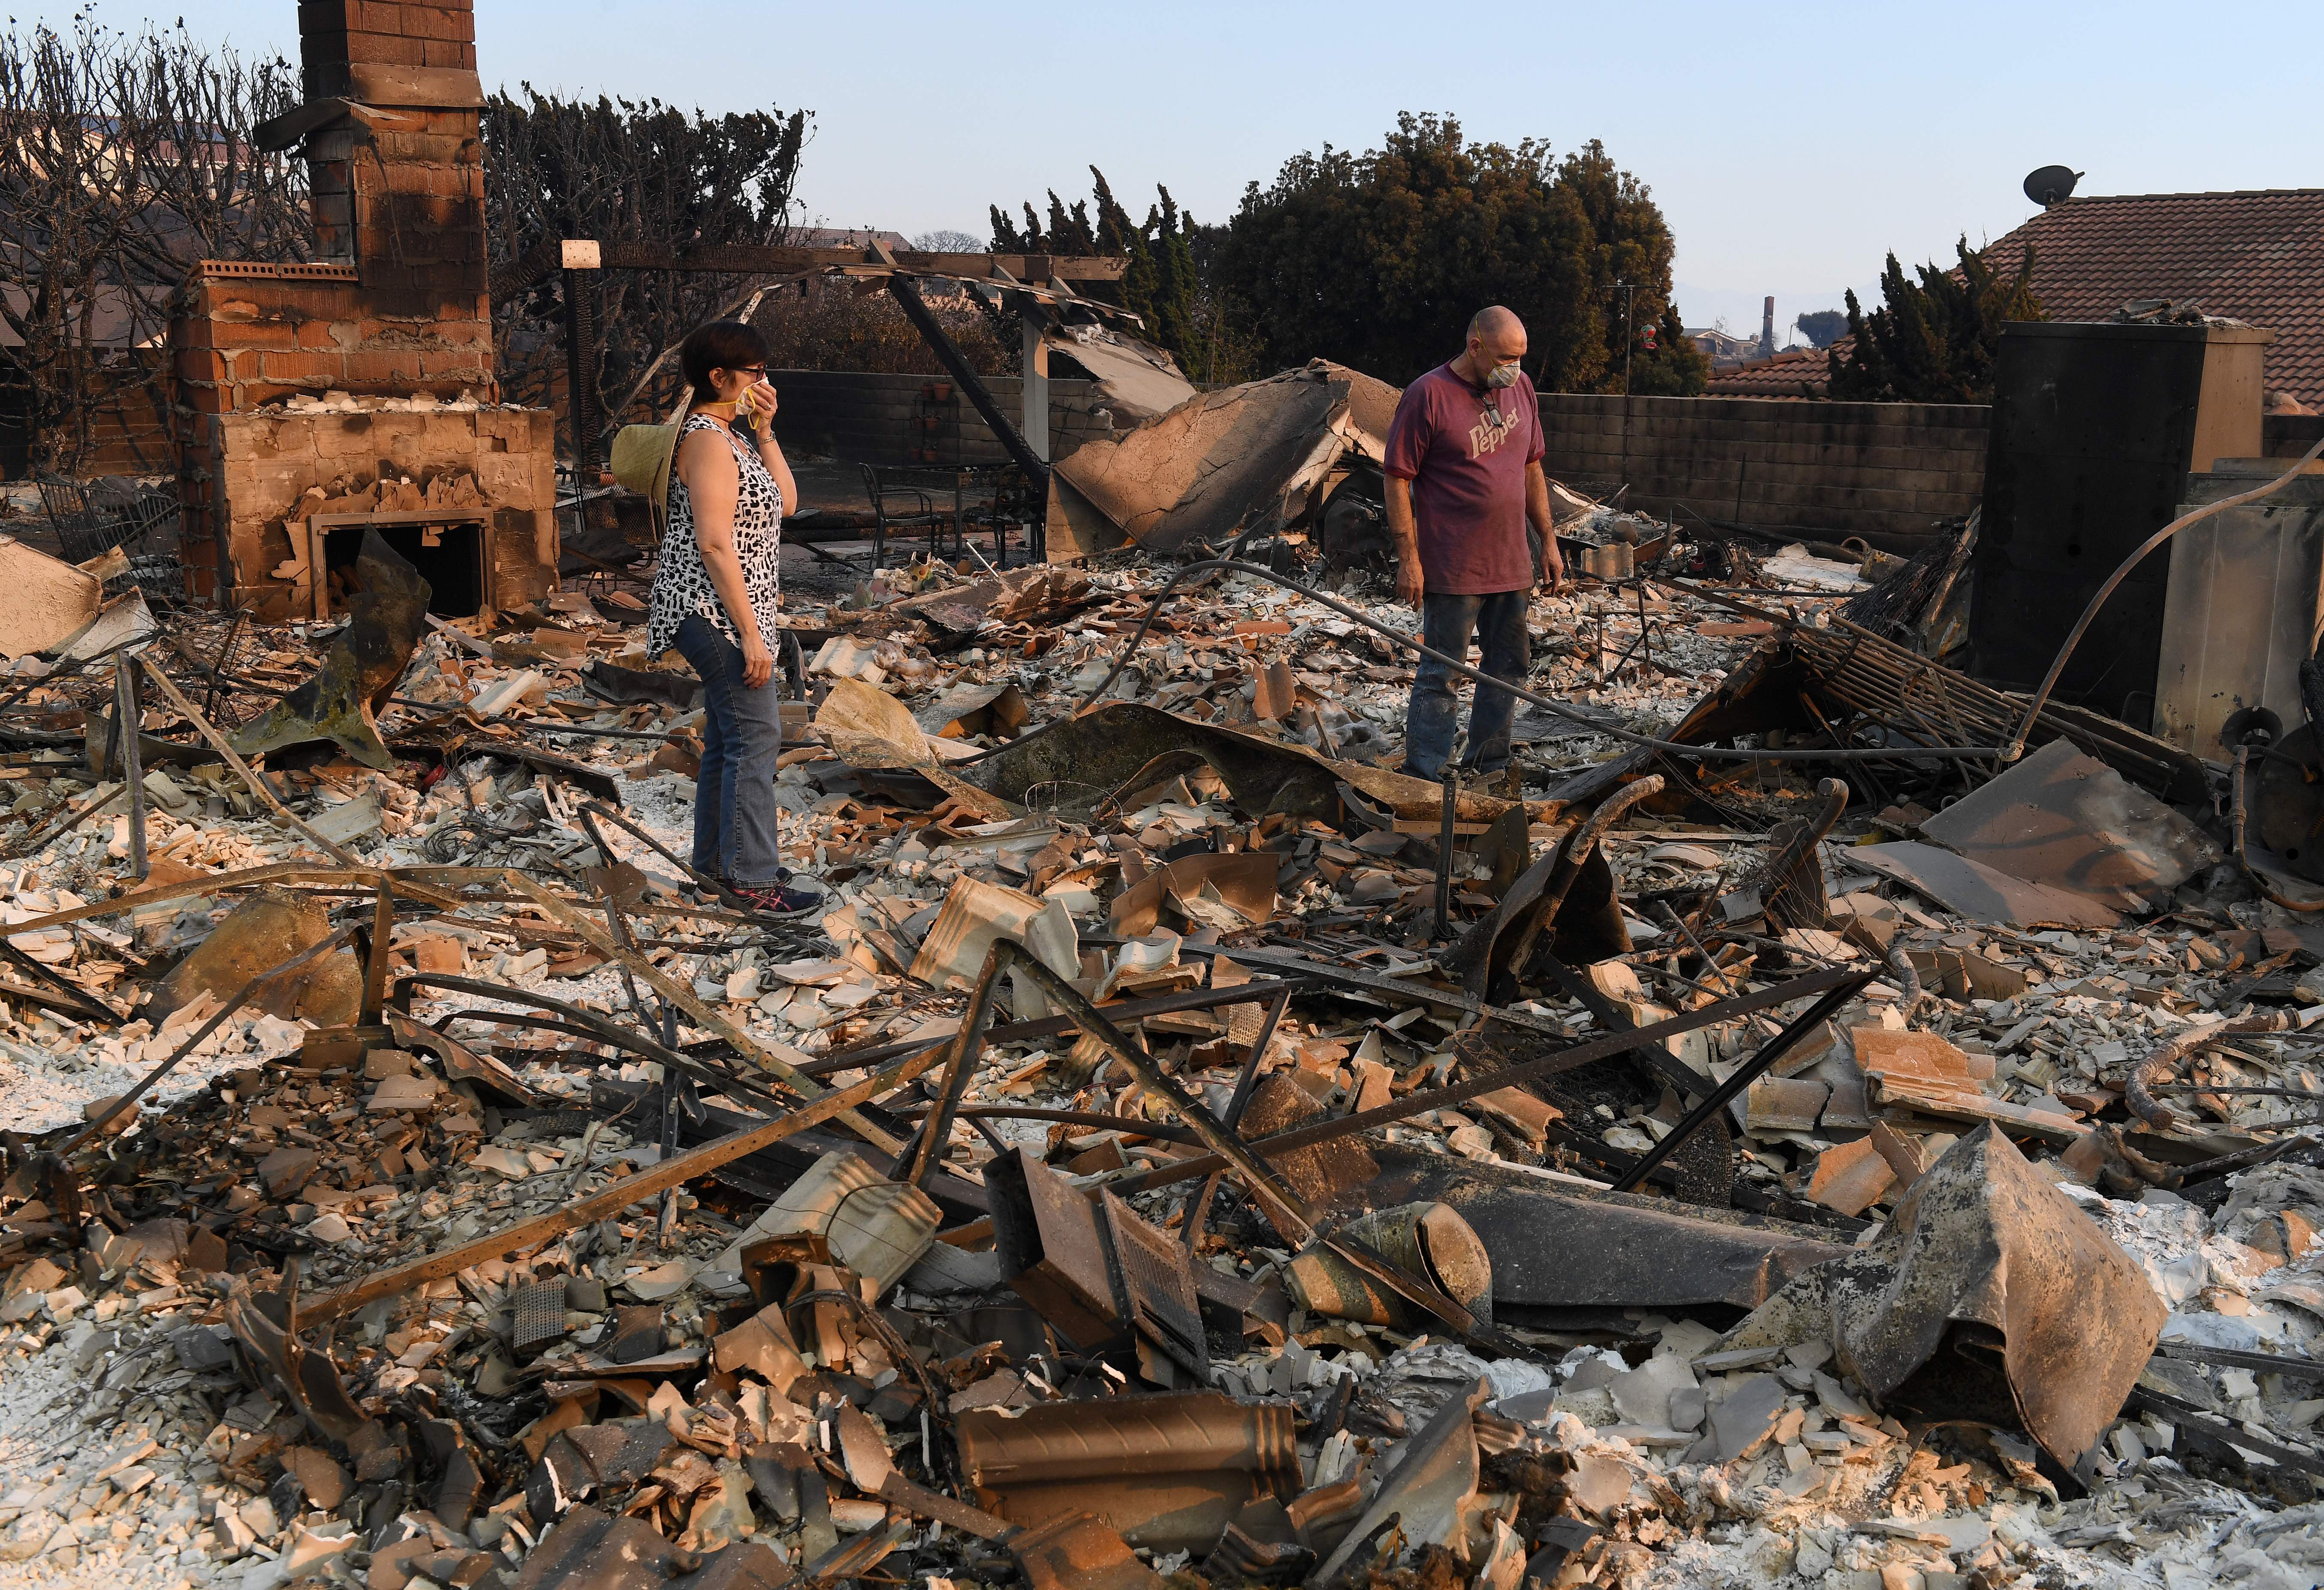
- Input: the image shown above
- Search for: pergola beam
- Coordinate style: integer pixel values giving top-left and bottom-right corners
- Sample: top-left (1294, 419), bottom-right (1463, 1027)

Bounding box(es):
top-left (493, 241), bottom-right (1125, 303)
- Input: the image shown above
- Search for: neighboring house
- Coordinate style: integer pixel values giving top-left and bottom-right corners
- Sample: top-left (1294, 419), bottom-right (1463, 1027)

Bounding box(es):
top-left (1686, 326), bottom-right (1756, 365)
top-left (1707, 188), bottom-right (2324, 405)
top-left (1981, 189), bottom-right (2324, 410)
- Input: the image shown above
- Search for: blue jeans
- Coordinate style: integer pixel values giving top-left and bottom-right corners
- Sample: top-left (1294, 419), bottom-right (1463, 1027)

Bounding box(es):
top-left (673, 614), bottom-right (785, 887)
top-left (1405, 589), bottom-right (1530, 781)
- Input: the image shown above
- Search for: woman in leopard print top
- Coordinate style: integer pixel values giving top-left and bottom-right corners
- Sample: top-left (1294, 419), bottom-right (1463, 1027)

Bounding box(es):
top-left (647, 320), bottom-right (817, 917)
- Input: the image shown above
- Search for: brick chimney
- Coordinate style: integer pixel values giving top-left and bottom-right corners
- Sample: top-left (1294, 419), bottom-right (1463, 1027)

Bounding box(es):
top-left (296, 0), bottom-right (489, 318)
top-left (1761, 295), bottom-right (1776, 361)
top-left (167, 0), bottom-right (557, 614)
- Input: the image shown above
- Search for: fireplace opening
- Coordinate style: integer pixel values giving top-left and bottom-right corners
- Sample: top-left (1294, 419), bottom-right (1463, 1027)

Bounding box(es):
top-left (312, 515), bottom-right (489, 619)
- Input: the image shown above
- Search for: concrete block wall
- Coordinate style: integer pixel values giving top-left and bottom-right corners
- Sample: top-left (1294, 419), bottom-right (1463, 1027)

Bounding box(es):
top-left (208, 406), bottom-right (557, 619)
top-left (1537, 394), bottom-right (1992, 548)
top-left (766, 371), bottom-right (1114, 469)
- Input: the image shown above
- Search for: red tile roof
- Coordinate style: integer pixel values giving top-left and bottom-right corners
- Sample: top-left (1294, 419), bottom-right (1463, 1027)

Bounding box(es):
top-left (1704, 346), bottom-right (1841, 399)
top-left (1705, 190), bottom-right (2324, 404)
top-left (1982, 189), bottom-right (2324, 405)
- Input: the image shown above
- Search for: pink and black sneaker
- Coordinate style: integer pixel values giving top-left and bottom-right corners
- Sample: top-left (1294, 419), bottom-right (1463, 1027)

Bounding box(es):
top-left (732, 879), bottom-right (823, 920)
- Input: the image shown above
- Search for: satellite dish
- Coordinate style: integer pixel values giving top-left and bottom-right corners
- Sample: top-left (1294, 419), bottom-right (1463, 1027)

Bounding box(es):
top-left (2023, 165), bottom-right (2082, 207)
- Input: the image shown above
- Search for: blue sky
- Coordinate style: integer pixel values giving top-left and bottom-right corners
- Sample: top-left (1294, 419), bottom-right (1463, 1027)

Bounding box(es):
top-left (61, 0), bottom-right (2324, 339)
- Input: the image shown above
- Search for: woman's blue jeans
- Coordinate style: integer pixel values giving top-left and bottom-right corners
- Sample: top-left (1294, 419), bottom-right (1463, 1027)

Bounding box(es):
top-left (673, 613), bottom-right (785, 887)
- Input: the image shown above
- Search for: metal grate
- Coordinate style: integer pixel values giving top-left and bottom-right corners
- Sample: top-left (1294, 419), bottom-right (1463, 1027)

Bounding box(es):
top-left (1101, 1192), bottom-right (1206, 1377)
top-left (36, 476), bottom-right (174, 562)
top-left (33, 476), bottom-right (186, 611)
top-left (511, 1281), bottom-right (569, 1352)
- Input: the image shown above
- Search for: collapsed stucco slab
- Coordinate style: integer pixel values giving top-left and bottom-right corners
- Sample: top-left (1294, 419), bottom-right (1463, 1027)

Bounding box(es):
top-left (0, 536), bottom-right (101, 659)
top-left (1052, 363), bottom-right (1369, 555)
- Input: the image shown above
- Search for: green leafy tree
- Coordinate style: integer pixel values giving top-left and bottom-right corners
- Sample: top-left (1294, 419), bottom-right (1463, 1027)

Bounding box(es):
top-left (1201, 115), bottom-right (1708, 393)
top-left (1827, 238), bottom-right (2043, 403)
top-left (1794, 308), bottom-right (1848, 349)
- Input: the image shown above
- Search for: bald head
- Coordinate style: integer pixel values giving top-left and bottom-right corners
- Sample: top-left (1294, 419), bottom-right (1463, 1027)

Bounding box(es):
top-left (1468, 305), bottom-right (1524, 344)
top-left (1455, 306), bottom-right (1527, 387)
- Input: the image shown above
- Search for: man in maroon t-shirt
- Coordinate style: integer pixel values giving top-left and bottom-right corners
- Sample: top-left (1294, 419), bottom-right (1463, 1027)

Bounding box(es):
top-left (1384, 306), bottom-right (1563, 783)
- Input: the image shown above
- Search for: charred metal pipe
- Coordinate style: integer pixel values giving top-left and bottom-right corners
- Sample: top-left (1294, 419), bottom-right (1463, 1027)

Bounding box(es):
top-left (394, 972), bottom-right (797, 1114)
top-left (904, 938), bottom-right (1011, 1191)
top-left (2126, 1012), bottom-right (2289, 1132)
top-left (2004, 428), bottom-right (2324, 763)
top-left (583, 799), bottom-right (746, 909)
top-left (895, 1104), bottom-right (1198, 1143)
top-left (1183, 979), bottom-right (1294, 1252)
top-left (931, 938), bottom-right (1516, 1352)
top-left (1884, 941), bottom-right (1926, 1017)
top-left (939, 937), bottom-right (1318, 1242)
top-left (359, 878), bottom-right (394, 1026)
top-left (1433, 766), bottom-right (1457, 938)
top-left (114, 657), bottom-right (147, 883)
top-left (887, 276), bottom-right (1049, 496)
top-left (1102, 964), bottom-right (1871, 1201)
top-left (805, 974), bottom-right (1321, 1077)
top-left (2099, 1120), bottom-right (2314, 1195)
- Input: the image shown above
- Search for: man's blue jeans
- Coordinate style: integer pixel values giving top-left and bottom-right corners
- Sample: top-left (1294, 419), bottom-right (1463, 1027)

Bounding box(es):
top-left (1405, 589), bottom-right (1530, 781)
top-left (673, 614), bottom-right (785, 887)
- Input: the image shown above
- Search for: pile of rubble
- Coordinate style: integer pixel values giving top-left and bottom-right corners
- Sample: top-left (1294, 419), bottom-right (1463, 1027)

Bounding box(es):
top-left (6, 502), bottom-right (2324, 1590)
